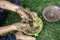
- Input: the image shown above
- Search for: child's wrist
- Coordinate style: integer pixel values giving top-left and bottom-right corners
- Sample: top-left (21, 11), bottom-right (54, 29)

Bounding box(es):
top-left (10, 25), bottom-right (18, 30)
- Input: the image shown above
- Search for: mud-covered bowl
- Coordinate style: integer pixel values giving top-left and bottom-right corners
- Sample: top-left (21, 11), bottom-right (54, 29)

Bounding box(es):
top-left (23, 17), bottom-right (43, 36)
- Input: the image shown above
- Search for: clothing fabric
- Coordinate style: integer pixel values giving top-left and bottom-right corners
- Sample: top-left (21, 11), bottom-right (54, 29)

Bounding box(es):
top-left (0, 34), bottom-right (16, 40)
top-left (0, 0), bottom-right (22, 40)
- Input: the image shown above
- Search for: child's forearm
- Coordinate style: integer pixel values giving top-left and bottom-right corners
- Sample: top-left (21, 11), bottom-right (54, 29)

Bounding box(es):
top-left (0, 25), bottom-right (17, 35)
top-left (0, 1), bottom-right (28, 19)
top-left (0, 1), bottom-right (19, 11)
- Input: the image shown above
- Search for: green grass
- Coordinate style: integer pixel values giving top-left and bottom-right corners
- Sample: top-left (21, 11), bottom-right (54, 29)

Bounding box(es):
top-left (3, 0), bottom-right (60, 40)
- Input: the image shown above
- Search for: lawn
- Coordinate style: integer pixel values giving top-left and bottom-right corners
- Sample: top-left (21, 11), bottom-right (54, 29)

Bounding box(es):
top-left (3, 0), bottom-right (60, 40)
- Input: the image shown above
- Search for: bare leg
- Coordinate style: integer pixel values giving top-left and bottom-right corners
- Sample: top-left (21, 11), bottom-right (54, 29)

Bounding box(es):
top-left (15, 32), bottom-right (36, 40)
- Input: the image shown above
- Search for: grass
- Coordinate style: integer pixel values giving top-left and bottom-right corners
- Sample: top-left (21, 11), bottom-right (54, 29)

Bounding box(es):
top-left (3, 0), bottom-right (60, 40)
